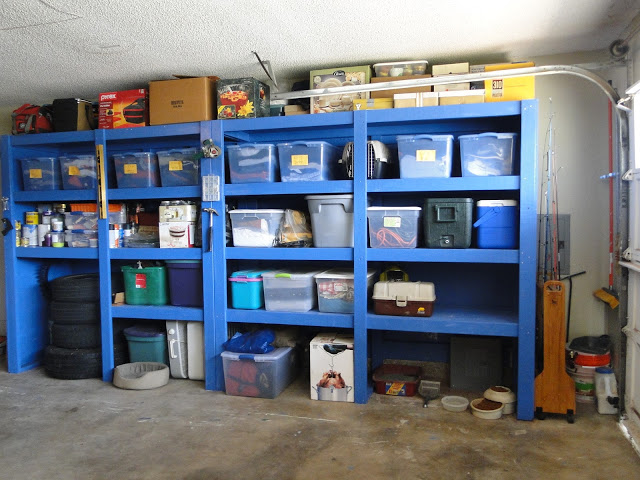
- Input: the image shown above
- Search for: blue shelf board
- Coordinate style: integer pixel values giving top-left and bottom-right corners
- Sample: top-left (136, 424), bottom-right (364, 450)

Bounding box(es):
top-left (111, 305), bottom-right (203, 321)
top-left (16, 247), bottom-right (99, 259)
top-left (104, 123), bottom-right (201, 140)
top-left (9, 130), bottom-right (95, 146)
top-left (367, 307), bottom-right (518, 337)
top-left (227, 308), bottom-right (354, 328)
top-left (14, 190), bottom-right (97, 203)
top-left (367, 248), bottom-right (519, 264)
top-left (365, 101), bottom-right (522, 124)
top-left (222, 111), bottom-right (354, 132)
top-left (225, 247), bottom-right (353, 261)
top-left (110, 248), bottom-right (202, 260)
top-left (224, 180), bottom-right (353, 196)
top-left (367, 176), bottom-right (520, 193)
top-left (108, 186), bottom-right (200, 200)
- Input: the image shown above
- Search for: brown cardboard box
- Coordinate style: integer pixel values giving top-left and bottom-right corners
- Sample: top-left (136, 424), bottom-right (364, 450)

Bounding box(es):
top-left (370, 74), bottom-right (432, 99)
top-left (149, 76), bottom-right (218, 125)
top-left (353, 98), bottom-right (394, 110)
top-left (438, 90), bottom-right (485, 106)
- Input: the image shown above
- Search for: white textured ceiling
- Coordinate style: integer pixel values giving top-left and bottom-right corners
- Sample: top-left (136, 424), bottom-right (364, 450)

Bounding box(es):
top-left (0, 0), bottom-right (638, 108)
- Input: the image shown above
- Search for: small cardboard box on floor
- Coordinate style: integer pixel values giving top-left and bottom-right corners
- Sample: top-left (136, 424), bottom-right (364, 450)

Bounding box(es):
top-left (149, 76), bottom-right (218, 125)
top-left (310, 332), bottom-right (354, 402)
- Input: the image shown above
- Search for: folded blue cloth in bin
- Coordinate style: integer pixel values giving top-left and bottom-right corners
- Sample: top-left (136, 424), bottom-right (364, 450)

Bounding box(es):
top-left (223, 329), bottom-right (275, 354)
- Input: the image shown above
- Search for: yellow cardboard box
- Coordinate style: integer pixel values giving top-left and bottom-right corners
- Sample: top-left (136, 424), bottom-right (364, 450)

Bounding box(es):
top-left (471, 62), bottom-right (535, 102)
top-left (353, 98), bottom-right (394, 110)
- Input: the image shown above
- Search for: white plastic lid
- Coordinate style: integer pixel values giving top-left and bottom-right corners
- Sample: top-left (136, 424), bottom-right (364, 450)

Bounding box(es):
top-left (373, 60), bottom-right (429, 67)
top-left (367, 206), bottom-right (421, 211)
top-left (314, 268), bottom-right (376, 280)
top-left (221, 346), bottom-right (292, 362)
top-left (229, 209), bottom-right (285, 214)
top-left (476, 200), bottom-right (518, 207)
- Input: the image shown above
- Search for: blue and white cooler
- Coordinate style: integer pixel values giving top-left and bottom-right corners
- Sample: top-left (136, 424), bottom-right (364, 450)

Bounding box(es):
top-left (473, 200), bottom-right (518, 249)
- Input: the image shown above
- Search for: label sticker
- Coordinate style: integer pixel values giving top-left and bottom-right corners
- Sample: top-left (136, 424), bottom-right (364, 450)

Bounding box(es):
top-left (383, 216), bottom-right (401, 228)
top-left (169, 160), bottom-right (183, 171)
top-left (135, 273), bottom-right (147, 289)
top-left (124, 164), bottom-right (138, 174)
top-left (291, 154), bottom-right (309, 166)
top-left (68, 165), bottom-right (80, 176)
top-left (416, 150), bottom-right (436, 162)
top-left (491, 78), bottom-right (504, 98)
top-left (386, 382), bottom-right (407, 396)
top-left (29, 169), bottom-right (42, 179)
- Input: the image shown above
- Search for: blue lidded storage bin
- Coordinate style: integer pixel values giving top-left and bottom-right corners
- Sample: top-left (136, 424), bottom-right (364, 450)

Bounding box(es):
top-left (124, 326), bottom-right (169, 365)
top-left (473, 200), bottom-right (518, 249)
top-left (228, 269), bottom-right (274, 309)
top-left (113, 152), bottom-right (160, 188)
top-left (227, 143), bottom-right (279, 183)
top-left (21, 157), bottom-right (62, 190)
top-left (396, 134), bottom-right (454, 178)
top-left (277, 141), bottom-right (340, 181)
top-left (166, 260), bottom-right (203, 307)
top-left (157, 148), bottom-right (200, 186)
top-left (459, 132), bottom-right (517, 176)
top-left (59, 155), bottom-right (97, 190)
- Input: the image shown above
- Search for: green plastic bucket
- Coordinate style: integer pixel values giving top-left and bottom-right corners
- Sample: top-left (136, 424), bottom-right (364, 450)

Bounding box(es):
top-left (122, 265), bottom-right (168, 305)
top-left (123, 327), bottom-right (168, 365)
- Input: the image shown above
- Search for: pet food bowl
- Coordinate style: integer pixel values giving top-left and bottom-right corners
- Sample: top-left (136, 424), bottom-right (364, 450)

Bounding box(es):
top-left (483, 386), bottom-right (516, 414)
top-left (470, 397), bottom-right (504, 419)
top-left (441, 395), bottom-right (469, 412)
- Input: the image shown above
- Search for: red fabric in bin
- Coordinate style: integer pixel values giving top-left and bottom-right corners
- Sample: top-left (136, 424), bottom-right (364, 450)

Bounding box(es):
top-left (226, 359), bottom-right (260, 397)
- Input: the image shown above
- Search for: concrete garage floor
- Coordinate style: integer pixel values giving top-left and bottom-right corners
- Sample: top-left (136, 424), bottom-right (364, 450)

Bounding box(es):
top-left (1, 363), bottom-right (640, 480)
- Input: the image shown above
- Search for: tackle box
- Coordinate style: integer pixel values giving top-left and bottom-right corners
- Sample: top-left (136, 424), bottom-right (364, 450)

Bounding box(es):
top-left (221, 347), bottom-right (297, 398)
top-left (367, 206), bottom-right (421, 248)
top-left (227, 143), bottom-right (279, 183)
top-left (423, 198), bottom-right (473, 248)
top-left (262, 269), bottom-right (327, 312)
top-left (314, 269), bottom-right (376, 314)
top-left (21, 157), bottom-right (62, 191)
top-left (229, 209), bottom-right (285, 247)
top-left (228, 269), bottom-right (275, 309)
top-left (112, 152), bottom-right (161, 188)
top-left (59, 155), bottom-right (97, 190)
top-left (473, 200), bottom-right (518, 249)
top-left (396, 134), bottom-right (454, 178)
top-left (157, 148), bottom-right (200, 186)
top-left (372, 364), bottom-right (423, 396)
top-left (277, 141), bottom-right (340, 181)
top-left (372, 281), bottom-right (436, 317)
top-left (459, 132), bottom-right (517, 176)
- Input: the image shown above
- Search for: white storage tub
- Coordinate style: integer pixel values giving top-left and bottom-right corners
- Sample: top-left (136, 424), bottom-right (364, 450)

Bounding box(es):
top-left (262, 269), bottom-right (328, 312)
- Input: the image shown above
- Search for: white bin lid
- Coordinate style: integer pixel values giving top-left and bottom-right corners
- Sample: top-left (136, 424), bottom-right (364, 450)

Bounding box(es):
top-left (476, 200), bottom-right (518, 207)
top-left (229, 209), bottom-right (285, 215)
top-left (262, 269), bottom-right (328, 280)
top-left (314, 268), bottom-right (376, 280)
top-left (372, 281), bottom-right (436, 302)
top-left (367, 206), bottom-right (421, 211)
top-left (221, 346), bottom-right (292, 362)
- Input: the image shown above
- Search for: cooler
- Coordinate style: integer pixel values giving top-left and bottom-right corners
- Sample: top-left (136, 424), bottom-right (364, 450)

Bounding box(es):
top-left (261, 269), bottom-right (327, 312)
top-left (124, 326), bottom-right (168, 365)
top-left (228, 269), bottom-right (274, 309)
top-left (314, 269), bottom-right (376, 313)
top-left (166, 320), bottom-right (188, 379)
top-left (227, 143), bottom-right (279, 183)
top-left (372, 281), bottom-right (436, 317)
top-left (396, 134), bottom-right (454, 178)
top-left (473, 200), bottom-right (518, 249)
top-left (423, 198), bottom-right (473, 248)
top-left (305, 194), bottom-right (353, 247)
top-left (187, 322), bottom-right (205, 380)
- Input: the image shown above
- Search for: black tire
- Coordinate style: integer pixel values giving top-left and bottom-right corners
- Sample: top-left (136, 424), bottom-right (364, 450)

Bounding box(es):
top-left (44, 343), bottom-right (128, 380)
top-left (51, 323), bottom-right (101, 349)
top-left (50, 273), bottom-right (100, 303)
top-left (50, 301), bottom-right (99, 325)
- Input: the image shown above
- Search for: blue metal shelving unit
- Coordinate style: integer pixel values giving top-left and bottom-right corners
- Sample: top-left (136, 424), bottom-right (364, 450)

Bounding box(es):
top-left (1, 100), bottom-right (537, 420)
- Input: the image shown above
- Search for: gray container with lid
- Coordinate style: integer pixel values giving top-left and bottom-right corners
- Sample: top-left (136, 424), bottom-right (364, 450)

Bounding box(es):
top-left (305, 194), bottom-right (354, 247)
top-left (423, 198), bottom-right (473, 248)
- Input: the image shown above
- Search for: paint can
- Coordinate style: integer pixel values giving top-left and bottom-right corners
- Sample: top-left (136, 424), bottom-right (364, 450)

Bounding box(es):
top-left (25, 211), bottom-right (39, 225)
top-left (21, 224), bottom-right (38, 246)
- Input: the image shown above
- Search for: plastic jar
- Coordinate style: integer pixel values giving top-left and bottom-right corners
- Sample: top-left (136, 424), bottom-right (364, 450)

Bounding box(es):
top-left (594, 367), bottom-right (619, 414)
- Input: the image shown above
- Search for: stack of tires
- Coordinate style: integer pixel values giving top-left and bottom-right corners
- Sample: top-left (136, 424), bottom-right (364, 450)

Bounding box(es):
top-left (44, 273), bottom-right (127, 379)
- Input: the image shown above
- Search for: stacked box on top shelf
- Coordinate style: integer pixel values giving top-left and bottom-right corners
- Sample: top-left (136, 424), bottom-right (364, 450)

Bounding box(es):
top-left (227, 143), bottom-right (279, 183)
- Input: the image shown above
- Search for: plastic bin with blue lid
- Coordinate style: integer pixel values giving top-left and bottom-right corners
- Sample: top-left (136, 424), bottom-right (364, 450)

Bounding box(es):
top-left (314, 269), bottom-right (376, 313)
top-left (59, 155), bottom-right (97, 190)
top-left (277, 141), bottom-right (340, 182)
top-left (124, 326), bottom-right (169, 365)
top-left (228, 269), bottom-right (276, 309)
top-left (156, 148), bottom-right (200, 186)
top-left (112, 152), bottom-right (160, 188)
top-left (459, 132), bottom-right (517, 176)
top-left (396, 134), bottom-right (454, 178)
top-left (473, 200), bottom-right (518, 248)
top-left (227, 143), bottom-right (279, 183)
top-left (21, 157), bottom-right (62, 191)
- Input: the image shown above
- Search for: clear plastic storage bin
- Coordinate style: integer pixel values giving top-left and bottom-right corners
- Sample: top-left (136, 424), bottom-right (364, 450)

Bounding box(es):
top-left (64, 210), bottom-right (127, 230)
top-left (21, 157), bottom-right (61, 191)
top-left (459, 132), bottom-right (517, 176)
top-left (373, 60), bottom-right (428, 77)
top-left (397, 134), bottom-right (454, 178)
top-left (156, 148), bottom-right (200, 186)
top-left (367, 206), bottom-right (421, 248)
top-left (68, 229), bottom-right (98, 247)
top-left (227, 143), bottom-right (279, 183)
top-left (112, 152), bottom-right (160, 188)
top-left (277, 141), bottom-right (340, 181)
top-left (262, 269), bottom-right (327, 312)
top-left (314, 269), bottom-right (376, 313)
top-left (229, 209), bottom-right (285, 247)
top-left (59, 155), bottom-right (97, 190)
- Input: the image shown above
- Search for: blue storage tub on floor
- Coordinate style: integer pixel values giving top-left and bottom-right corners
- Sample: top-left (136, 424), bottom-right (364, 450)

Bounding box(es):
top-left (113, 152), bottom-right (160, 188)
top-left (124, 326), bottom-right (169, 365)
top-left (21, 157), bottom-right (62, 190)
top-left (59, 155), bottom-right (97, 190)
top-left (227, 143), bottom-right (279, 183)
top-left (473, 200), bottom-right (518, 248)
top-left (166, 260), bottom-right (203, 307)
top-left (397, 134), bottom-right (454, 178)
top-left (277, 141), bottom-right (340, 181)
top-left (157, 148), bottom-right (200, 186)
top-left (459, 132), bottom-right (517, 176)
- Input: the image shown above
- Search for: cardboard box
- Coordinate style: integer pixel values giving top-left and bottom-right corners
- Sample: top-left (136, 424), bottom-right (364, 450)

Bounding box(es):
top-left (98, 90), bottom-right (147, 129)
top-left (310, 332), bottom-right (354, 402)
top-left (159, 221), bottom-right (195, 248)
top-left (353, 98), bottom-right (394, 110)
top-left (149, 76), bottom-right (217, 126)
top-left (394, 92), bottom-right (438, 108)
top-left (310, 65), bottom-right (372, 114)
top-left (438, 90), bottom-right (485, 106)
top-left (217, 77), bottom-right (270, 119)
top-left (471, 62), bottom-right (535, 102)
top-left (370, 74), bottom-right (432, 99)
top-left (432, 62), bottom-right (470, 92)
top-left (284, 105), bottom-right (309, 116)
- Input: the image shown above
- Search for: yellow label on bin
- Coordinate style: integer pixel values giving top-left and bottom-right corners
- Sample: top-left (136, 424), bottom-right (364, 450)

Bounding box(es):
top-left (291, 154), bottom-right (309, 166)
top-left (68, 165), bottom-right (80, 176)
top-left (416, 150), bottom-right (436, 162)
top-left (29, 169), bottom-right (42, 179)
top-left (383, 216), bottom-right (401, 228)
top-left (169, 160), bottom-right (183, 171)
top-left (124, 164), bottom-right (137, 174)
